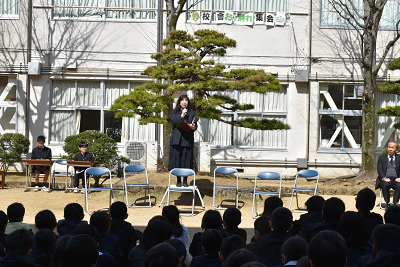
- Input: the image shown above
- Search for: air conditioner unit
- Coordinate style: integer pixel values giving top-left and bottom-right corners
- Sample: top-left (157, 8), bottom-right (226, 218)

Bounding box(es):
top-left (124, 141), bottom-right (158, 172)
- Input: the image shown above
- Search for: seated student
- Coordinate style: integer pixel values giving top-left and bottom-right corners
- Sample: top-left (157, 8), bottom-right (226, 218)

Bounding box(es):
top-left (90, 211), bottom-right (122, 264)
top-left (109, 201), bottom-right (141, 267)
top-left (189, 210), bottom-right (229, 258)
top-left (57, 203), bottom-right (87, 236)
top-left (255, 207), bottom-right (293, 267)
top-left (164, 239), bottom-right (186, 267)
top-left (58, 234), bottom-right (99, 267)
top-left (31, 135), bottom-right (52, 192)
top-left (144, 242), bottom-right (180, 267)
top-left (35, 209), bottom-right (57, 232)
top-left (50, 235), bottom-right (72, 267)
top-left (308, 230), bottom-right (347, 267)
top-left (355, 188), bottom-right (383, 236)
top-left (5, 202), bottom-right (32, 235)
top-left (296, 256), bottom-right (311, 267)
top-left (128, 216), bottom-right (173, 267)
top-left (291, 196), bottom-right (325, 236)
top-left (384, 204), bottom-right (400, 226)
top-left (302, 197), bottom-right (345, 242)
top-left (281, 237), bottom-right (308, 267)
top-left (190, 229), bottom-right (222, 267)
top-left (338, 211), bottom-right (372, 266)
top-left (356, 224), bottom-right (400, 266)
top-left (222, 208), bottom-right (247, 242)
top-left (221, 249), bottom-right (258, 267)
top-left (240, 263), bottom-right (266, 267)
top-left (209, 234), bottom-right (246, 267)
top-left (0, 211), bottom-right (7, 258)
top-left (73, 141), bottom-right (94, 193)
top-left (29, 228), bottom-right (58, 267)
top-left (0, 229), bottom-right (37, 267)
top-left (262, 196), bottom-right (283, 217)
top-left (246, 215), bottom-right (270, 253)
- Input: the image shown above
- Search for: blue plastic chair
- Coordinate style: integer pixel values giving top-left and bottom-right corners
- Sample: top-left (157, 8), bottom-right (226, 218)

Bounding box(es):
top-left (289, 169), bottom-right (320, 212)
top-left (51, 159), bottom-right (72, 191)
top-left (159, 168), bottom-right (205, 216)
top-left (84, 167), bottom-right (113, 214)
top-left (252, 172), bottom-right (282, 218)
top-left (123, 165), bottom-right (151, 208)
top-left (213, 167), bottom-right (239, 209)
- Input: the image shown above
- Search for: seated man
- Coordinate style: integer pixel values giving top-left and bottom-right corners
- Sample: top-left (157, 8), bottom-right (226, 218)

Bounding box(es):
top-left (375, 141), bottom-right (400, 208)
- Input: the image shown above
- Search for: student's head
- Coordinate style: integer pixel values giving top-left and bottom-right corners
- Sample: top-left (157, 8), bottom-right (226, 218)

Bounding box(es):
top-left (144, 242), bottom-right (180, 267)
top-left (384, 205), bottom-right (400, 226)
top-left (34, 228), bottom-right (58, 253)
top-left (90, 211), bottom-right (111, 233)
top-left (254, 215), bottom-right (271, 238)
top-left (221, 249), bottom-right (258, 267)
top-left (162, 205), bottom-right (183, 237)
top-left (0, 210), bottom-right (7, 233)
top-left (140, 216), bottom-right (173, 251)
top-left (372, 224), bottom-right (400, 253)
top-left (223, 207), bottom-right (242, 228)
top-left (64, 203), bottom-right (84, 221)
top-left (338, 211), bottom-right (369, 246)
top-left (270, 207), bottom-right (293, 231)
top-left (73, 224), bottom-right (101, 248)
top-left (35, 209), bottom-right (57, 230)
top-left (219, 234), bottom-right (246, 261)
top-left (201, 210), bottom-right (223, 230)
top-left (52, 235), bottom-right (72, 267)
top-left (321, 197), bottom-right (345, 223)
top-left (281, 237), bottom-right (308, 264)
top-left (164, 239), bottom-right (186, 264)
top-left (7, 202), bottom-right (25, 222)
top-left (59, 234), bottom-right (99, 267)
top-left (79, 141), bottom-right (88, 153)
top-left (201, 229), bottom-right (222, 254)
top-left (296, 256), bottom-right (311, 267)
top-left (308, 230), bottom-right (347, 267)
top-left (262, 197), bottom-right (283, 217)
top-left (37, 135), bottom-right (46, 148)
top-left (356, 188), bottom-right (376, 212)
top-left (240, 263), bottom-right (266, 267)
top-left (110, 201), bottom-right (128, 220)
top-left (4, 229), bottom-right (33, 257)
top-left (305, 196), bottom-right (325, 212)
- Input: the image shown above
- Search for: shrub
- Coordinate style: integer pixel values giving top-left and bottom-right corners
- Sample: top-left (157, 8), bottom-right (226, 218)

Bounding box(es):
top-left (0, 133), bottom-right (30, 174)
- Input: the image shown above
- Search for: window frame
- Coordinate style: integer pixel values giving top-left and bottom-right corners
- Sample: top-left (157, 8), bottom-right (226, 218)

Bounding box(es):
top-left (0, 0), bottom-right (19, 19)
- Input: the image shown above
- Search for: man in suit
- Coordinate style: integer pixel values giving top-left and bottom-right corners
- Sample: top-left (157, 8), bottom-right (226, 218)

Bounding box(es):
top-left (375, 141), bottom-right (400, 209)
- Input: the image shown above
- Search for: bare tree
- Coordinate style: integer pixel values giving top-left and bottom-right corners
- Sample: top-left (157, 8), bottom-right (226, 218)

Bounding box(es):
top-left (165, 0), bottom-right (202, 36)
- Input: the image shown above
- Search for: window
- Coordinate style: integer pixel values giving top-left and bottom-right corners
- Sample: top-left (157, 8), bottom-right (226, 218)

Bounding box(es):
top-left (50, 80), bottom-right (157, 143)
top-left (320, 0), bottom-right (400, 27)
top-left (187, 0), bottom-right (289, 12)
top-left (376, 90), bottom-right (400, 149)
top-left (0, 0), bottom-right (19, 18)
top-left (318, 84), bottom-right (362, 150)
top-left (194, 87), bottom-right (288, 148)
top-left (53, 0), bottom-right (156, 20)
top-left (0, 75), bottom-right (17, 133)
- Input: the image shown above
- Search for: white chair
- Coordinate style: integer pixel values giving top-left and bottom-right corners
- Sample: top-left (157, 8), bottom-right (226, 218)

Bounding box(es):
top-left (123, 165), bottom-right (151, 208)
top-left (51, 159), bottom-right (72, 191)
top-left (159, 168), bottom-right (205, 216)
top-left (83, 167), bottom-right (113, 214)
top-left (252, 171), bottom-right (282, 219)
top-left (289, 170), bottom-right (320, 212)
top-left (213, 167), bottom-right (239, 209)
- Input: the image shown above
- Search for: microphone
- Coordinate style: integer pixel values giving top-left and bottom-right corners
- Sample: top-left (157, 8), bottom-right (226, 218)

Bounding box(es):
top-left (183, 105), bottom-right (186, 109)
top-left (182, 105), bottom-right (187, 117)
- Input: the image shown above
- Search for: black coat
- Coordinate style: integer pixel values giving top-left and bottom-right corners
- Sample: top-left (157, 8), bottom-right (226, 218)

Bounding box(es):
top-left (170, 109), bottom-right (197, 147)
top-left (255, 230), bottom-right (293, 267)
top-left (375, 153), bottom-right (400, 189)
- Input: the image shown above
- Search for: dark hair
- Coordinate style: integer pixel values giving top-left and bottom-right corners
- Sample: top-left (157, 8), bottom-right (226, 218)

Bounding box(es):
top-left (110, 201), bottom-right (127, 220)
top-left (356, 188), bottom-right (376, 211)
top-left (262, 197), bottom-right (283, 217)
top-left (296, 256), bottom-right (311, 267)
top-left (270, 207), bottom-right (292, 231)
top-left (34, 228), bottom-right (58, 252)
top-left (174, 94), bottom-right (190, 112)
top-left (52, 235), bottom-right (72, 267)
top-left (281, 237), bottom-right (308, 262)
top-left (308, 230), bottom-right (347, 267)
top-left (305, 196), bottom-right (325, 212)
top-left (139, 216), bottom-right (173, 251)
top-left (221, 249), bottom-right (258, 267)
top-left (4, 229), bottom-right (33, 256)
top-left (162, 205), bottom-right (184, 237)
top-left (322, 197), bottom-right (345, 223)
top-left (202, 210), bottom-right (223, 230)
top-left (372, 224), bottom-right (400, 253)
top-left (79, 141), bottom-right (88, 147)
top-left (144, 242), bottom-right (179, 267)
top-left (338, 211), bottom-right (369, 246)
top-left (223, 208), bottom-right (242, 227)
top-left (219, 234), bottom-right (246, 259)
top-left (240, 263), bottom-right (266, 267)
top-left (384, 205), bottom-right (400, 226)
top-left (164, 239), bottom-right (186, 263)
top-left (73, 224), bottom-right (101, 247)
top-left (254, 216), bottom-right (271, 236)
top-left (64, 203), bottom-right (84, 221)
top-left (0, 210), bottom-right (7, 231)
top-left (201, 229), bottom-right (222, 254)
top-left (35, 209), bottom-right (57, 230)
top-left (59, 234), bottom-right (99, 267)
top-left (90, 211), bottom-right (111, 233)
top-left (7, 202), bottom-right (25, 222)
top-left (37, 135), bottom-right (46, 142)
